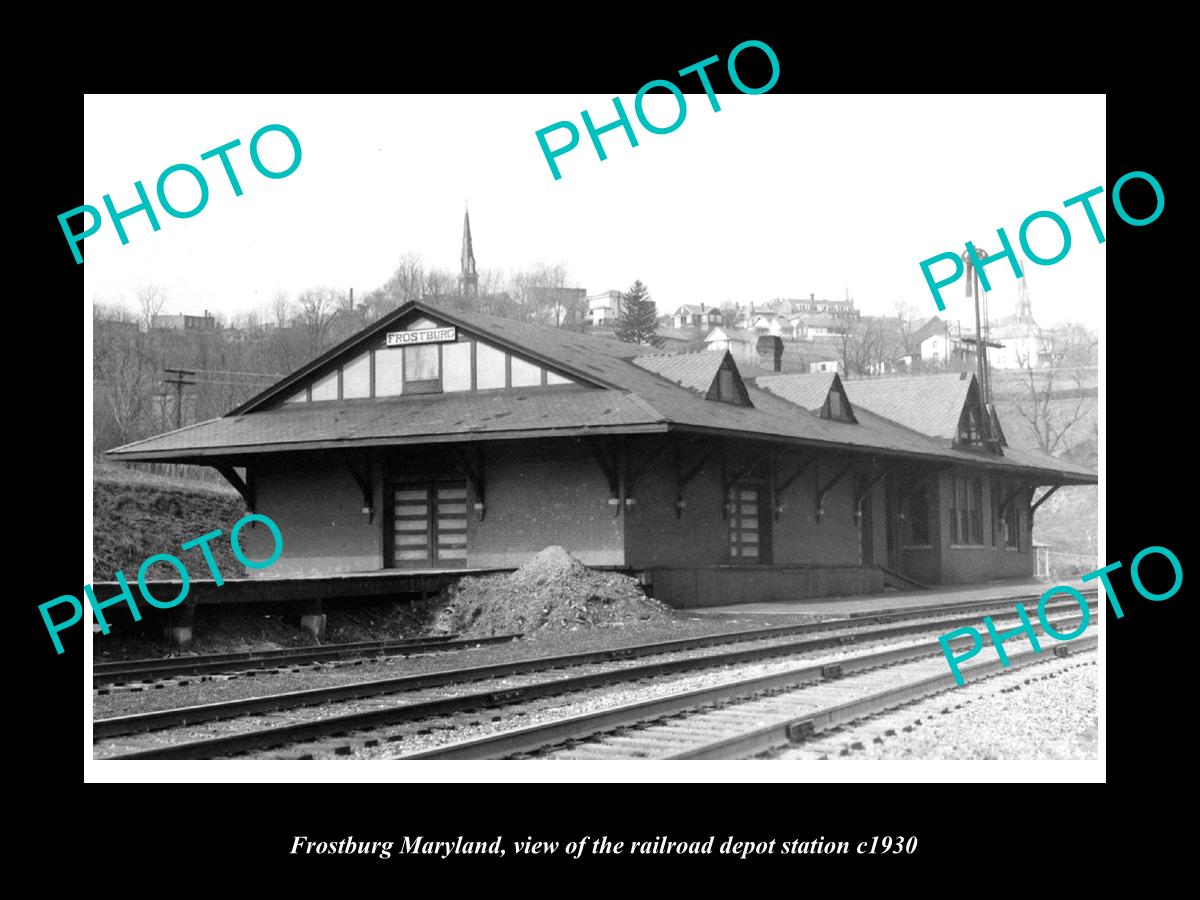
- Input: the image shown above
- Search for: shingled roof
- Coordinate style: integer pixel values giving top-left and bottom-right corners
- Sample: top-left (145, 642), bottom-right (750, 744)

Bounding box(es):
top-left (633, 351), bottom-right (727, 394)
top-left (842, 373), bottom-right (972, 441)
top-left (755, 372), bottom-right (839, 412)
top-left (108, 301), bottom-right (1096, 484)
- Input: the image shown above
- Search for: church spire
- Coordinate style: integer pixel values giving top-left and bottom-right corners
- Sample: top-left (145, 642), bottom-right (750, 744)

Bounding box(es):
top-left (1016, 271), bottom-right (1033, 324)
top-left (459, 205), bottom-right (479, 298)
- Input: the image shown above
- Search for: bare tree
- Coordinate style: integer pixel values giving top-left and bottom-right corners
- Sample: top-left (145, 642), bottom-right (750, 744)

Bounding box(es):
top-left (295, 287), bottom-right (338, 356)
top-left (93, 301), bottom-right (160, 447)
top-left (1012, 326), bottom-right (1097, 457)
top-left (136, 285), bottom-right (167, 331)
top-left (893, 301), bottom-right (924, 359)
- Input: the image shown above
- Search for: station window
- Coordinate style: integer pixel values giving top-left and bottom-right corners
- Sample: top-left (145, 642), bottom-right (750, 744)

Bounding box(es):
top-left (1002, 488), bottom-right (1020, 549)
top-left (949, 476), bottom-right (983, 544)
top-left (717, 368), bottom-right (736, 402)
top-left (404, 344), bottom-right (440, 392)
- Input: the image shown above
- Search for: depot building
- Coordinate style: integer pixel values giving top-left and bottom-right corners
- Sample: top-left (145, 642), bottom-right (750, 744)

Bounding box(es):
top-left (108, 300), bottom-right (1097, 607)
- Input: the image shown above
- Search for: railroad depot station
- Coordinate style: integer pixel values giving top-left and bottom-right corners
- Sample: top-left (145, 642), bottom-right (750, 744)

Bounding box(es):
top-left (109, 300), bottom-right (1096, 635)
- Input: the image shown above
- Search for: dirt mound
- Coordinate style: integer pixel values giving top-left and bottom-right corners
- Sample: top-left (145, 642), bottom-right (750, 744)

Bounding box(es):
top-left (93, 471), bottom-right (247, 582)
top-left (432, 546), bottom-right (674, 638)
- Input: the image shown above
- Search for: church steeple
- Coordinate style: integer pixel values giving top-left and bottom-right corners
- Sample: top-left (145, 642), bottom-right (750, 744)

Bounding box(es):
top-left (1016, 272), bottom-right (1033, 324)
top-left (459, 206), bottom-right (479, 298)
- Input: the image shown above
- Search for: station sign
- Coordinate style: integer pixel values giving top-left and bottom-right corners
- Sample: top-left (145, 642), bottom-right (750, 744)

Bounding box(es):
top-left (385, 327), bottom-right (457, 347)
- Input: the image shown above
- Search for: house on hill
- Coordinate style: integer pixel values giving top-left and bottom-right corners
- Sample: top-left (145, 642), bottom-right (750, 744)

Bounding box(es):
top-left (671, 304), bottom-right (722, 331)
top-left (110, 301), bottom-right (1095, 612)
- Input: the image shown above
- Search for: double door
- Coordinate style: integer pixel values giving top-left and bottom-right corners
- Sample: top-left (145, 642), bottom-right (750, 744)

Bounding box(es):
top-left (728, 483), bottom-right (771, 563)
top-left (389, 482), bottom-right (468, 567)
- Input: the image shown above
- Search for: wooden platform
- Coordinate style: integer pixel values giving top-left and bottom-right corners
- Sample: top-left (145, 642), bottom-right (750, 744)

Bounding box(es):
top-left (91, 567), bottom-right (515, 607)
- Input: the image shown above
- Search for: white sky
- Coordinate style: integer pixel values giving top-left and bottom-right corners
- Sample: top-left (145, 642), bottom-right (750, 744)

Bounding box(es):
top-left (83, 94), bottom-right (1105, 329)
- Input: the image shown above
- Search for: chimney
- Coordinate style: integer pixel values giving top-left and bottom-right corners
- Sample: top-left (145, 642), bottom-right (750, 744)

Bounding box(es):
top-left (700, 302), bottom-right (705, 312)
top-left (757, 335), bottom-right (784, 372)
top-left (349, 287), bottom-right (354, 308)
top-left (810, 292), bottom-right (815, 302)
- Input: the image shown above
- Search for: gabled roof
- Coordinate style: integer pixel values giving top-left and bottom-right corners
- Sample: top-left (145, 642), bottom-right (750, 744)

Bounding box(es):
top-left (107, 300), bottom-right (1095, 485)
top-left (674, 304), bottom-right (717, 316)
top-left (634, 351), bottom-right (751, 405)
top-left (841, 372), bottom-right (972, 441)
top-left (755, 372), bottom-right (839, 412)
top-left (634, 350), bottom-right (725, 393)
top-left (231, 301), bottom-right (641, 414)
top-left (911, 316), bottom-right (946, 345)
top-left (704, 327), bottom-right (757, 344)
top-left (753, 372), bottom-right (858, 424)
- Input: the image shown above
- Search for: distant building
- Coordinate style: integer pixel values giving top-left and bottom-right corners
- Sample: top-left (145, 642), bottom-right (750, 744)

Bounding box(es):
top-left (751, 314), bottom-right (789, 338)
top-left (919, 321), bottom-right (978, 368)
top-left (587, 290), bottom-right (623, 326)
top-left (671, 304), bottom-right (723, 331)
top-left (656, 327), bottom-right (705, 353)
top-left (780, 293), bottom-right (860, 319)
top-left (988, 276), bottom-right (1051, 369)
top-left (152, 311), bottom-right (218, 333)
top-left (795, 313), bottom-right (847, 341)
top-left (706, 327), bottom-right (840, 374)
top-left (704, 326), bottom-right (759, 367)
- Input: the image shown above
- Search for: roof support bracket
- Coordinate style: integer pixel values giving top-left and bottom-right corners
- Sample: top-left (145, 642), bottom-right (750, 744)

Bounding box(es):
top-left (774, 453), bottom-right (815, 519)
top-left (589, 437), bottom-right (627, 516)
top-left (215, 464), bottom-right (255, 514)
top-left (815, 461), bottom-right (854, 522)
top-left (450, 444), bottom-right (486, 520)
top-left (340, 451), bottom-right (374, 523)
top-left (1030, 484), bottom-right (1061, 519)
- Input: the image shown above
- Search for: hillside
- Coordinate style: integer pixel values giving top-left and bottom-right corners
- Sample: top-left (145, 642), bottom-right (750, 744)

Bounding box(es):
top-left (92, 463), bottom-right (248, 581)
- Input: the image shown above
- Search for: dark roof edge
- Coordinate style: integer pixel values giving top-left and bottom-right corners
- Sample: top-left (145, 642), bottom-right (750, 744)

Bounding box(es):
top-left (103, 422), bottom-right (672, 461)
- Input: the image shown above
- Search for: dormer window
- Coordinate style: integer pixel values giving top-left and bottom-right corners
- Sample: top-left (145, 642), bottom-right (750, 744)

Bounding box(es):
top-left (958, 403), bottom-right (984, 445)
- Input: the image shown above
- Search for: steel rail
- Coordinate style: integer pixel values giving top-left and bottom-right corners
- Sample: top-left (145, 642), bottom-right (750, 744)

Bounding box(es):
top-left (106, 607), bottom-right (1094, 759)
top-left (95, 596), bottom-right (1096, 740)
top-left (672, 634), bottom-right (1099, 759)
top-left (405, 618), bottom-right (1096, 760)
top-left (93, 633), bottom-right (519, 684)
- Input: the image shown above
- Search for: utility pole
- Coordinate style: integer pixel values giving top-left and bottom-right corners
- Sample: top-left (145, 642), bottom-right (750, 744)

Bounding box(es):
top-left (163, 368), bottom-right (196, 430)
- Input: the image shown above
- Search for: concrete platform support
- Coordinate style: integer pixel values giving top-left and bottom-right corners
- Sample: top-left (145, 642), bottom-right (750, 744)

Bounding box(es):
top-left (164, 604), bottom-right (196, 650)
top-left (295, 598), bottom-right (326, 639)
top-left (300, 613), bottom-right (327, 639)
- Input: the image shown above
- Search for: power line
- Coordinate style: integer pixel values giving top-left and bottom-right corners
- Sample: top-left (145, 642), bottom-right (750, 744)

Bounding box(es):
top-left (163, 368), bottom-right (197, 430)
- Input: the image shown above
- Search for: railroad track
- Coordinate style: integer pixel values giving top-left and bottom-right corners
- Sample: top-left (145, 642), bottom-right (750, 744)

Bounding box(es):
top-left (93, 633), bottom-right (521, 685)
top-left (95, 595), bottom-right (1096, 760)
top-left (409, 630), bottom-right (1099, 760)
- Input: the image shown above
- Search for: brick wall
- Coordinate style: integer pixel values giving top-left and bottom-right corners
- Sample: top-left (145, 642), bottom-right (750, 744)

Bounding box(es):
top-left (465, 439), bottom-right (625, 567)
top-left (623, 441), bottom-right (864, 569)
top-left (243, 452), bottom-right (382, 577)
